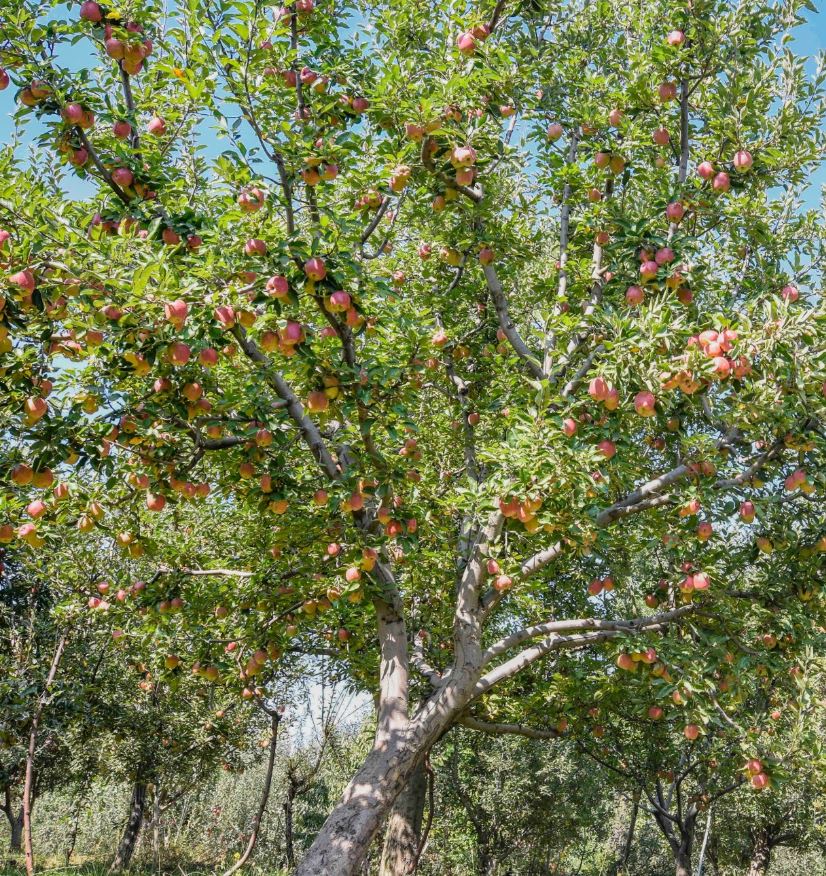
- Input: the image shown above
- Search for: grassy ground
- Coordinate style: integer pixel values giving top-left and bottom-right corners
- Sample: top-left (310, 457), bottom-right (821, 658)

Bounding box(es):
top-left (0, 861), bottom-right (239, 876)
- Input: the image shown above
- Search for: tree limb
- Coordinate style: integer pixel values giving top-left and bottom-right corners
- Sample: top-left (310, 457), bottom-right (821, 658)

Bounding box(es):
top-left (231, 325), bottom-right (340, 479)
top-left (458, 713), bottom-right (560, 739)
top-left (482, 264), bottom-right (545, 380)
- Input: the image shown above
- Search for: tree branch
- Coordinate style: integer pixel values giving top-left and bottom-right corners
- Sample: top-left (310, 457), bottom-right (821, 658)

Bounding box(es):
top-left (517, 541), bottom-right (563, 581)
top-left (231, 325), bottom-right (340, 479)
top-left (220, 710), bottom-right (280, 876)
top-left (156, 566), bottom-right (254, 578)
top-left (482, 264), bottom-right (546, 380)
top-left (475, 607), bottom-right (694, 696)
top-left (596, 434), bottom-right (789, 527)
top-left (482, 605), bottom-right (695, 665)
top-left (544, 130), bottom-right (580, 373)
top-left (74, 128), bottom-right (131, 206)
top-left (458, 713), bottom-right (560, 739)
top-left (411, 634), bottom-right (443, 687)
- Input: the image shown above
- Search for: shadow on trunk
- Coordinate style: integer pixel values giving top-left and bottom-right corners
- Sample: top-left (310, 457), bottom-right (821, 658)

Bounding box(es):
top-left (379, 756), bottom-right (433, 876)
top-left (110, 781), bottom-right (147, 871)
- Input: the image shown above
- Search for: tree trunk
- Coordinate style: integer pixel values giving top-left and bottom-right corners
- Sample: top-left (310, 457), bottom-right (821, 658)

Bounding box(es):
top-left (24, 632), bottom-right (67, 876)
top-left (675, 849), bottom-right (692, 876)
top-left (152, 787), bottom-right (162, 860)
top-left (379, 759), bottom-right (428, 876)
top-left (222, 711), bottom-right (279, 876)
top-left (747, 832), bottom-right (771, 876)
top-left (294, 735), bottom-right (427, 876)
top-left (111, 781), bottom-right (147, 871)
top-left (477, 842), bottom-right (496, 876)
top-left (614, 790), bottom-right (640, 875)
top-left (283, 786), bottom-right (296, 870)
top-left (9, 809), bottom-right (24, 853)
top-left (295, 578), bottom-right (479, 876)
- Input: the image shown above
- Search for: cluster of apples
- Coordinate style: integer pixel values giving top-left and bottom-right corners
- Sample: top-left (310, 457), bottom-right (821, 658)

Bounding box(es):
top-left (58, 105), bottom-right (165, 200)
top-left (696, 148), bottom-right (754, 194)
top-left (746, 757), bottom-right (771, 790)
top-left (659, 327), bottom-right (750, 395)
top-left (676, 499), bottom-right (714, 541)
top-left (679, 569), bottom-right (711, 592)
top-left (300, 151), bottom-right (340, 187)
top-left (483, 558), bottom-right (513, 592)
top-left (2, 465), bottom-right (74, 548)
top-left (584, 376), bottom-right (658, 430)
top-left (498, 495), bottom-right (544, 533)
top-left (630, 245), bottom-right (694, 306)
top-left (79, 3), bottom-right (155, 74)
top-left (456, 23), bottom-right (491, 56)
top-left (587, 575), bottom-right (615, 596)
top-left (616, 647), bottom-right (658, 672)
top-left (87, 578), bottom-right (149, 612)
top-left (686, 328), bottom-right (748, 379)
top-left (784, 467), bottom-right (814, 494)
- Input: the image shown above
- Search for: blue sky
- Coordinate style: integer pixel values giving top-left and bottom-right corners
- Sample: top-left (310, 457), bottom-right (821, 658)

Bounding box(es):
top-left (1, 6), bottom-right (824, 202)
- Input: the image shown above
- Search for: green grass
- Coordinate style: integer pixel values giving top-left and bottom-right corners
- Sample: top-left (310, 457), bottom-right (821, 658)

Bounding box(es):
top-left (0, 862), bottom-right (245, 876)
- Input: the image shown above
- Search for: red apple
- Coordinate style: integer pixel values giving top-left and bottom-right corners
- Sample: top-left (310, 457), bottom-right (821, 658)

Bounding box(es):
top-left (666, 201), bottom-right (685, 222)
top-left (79, 1), bottom-right (103, 21)
top-left (304, 257), bottom-right (327, 281)
top-left (739, 500), bottom-right (755, 523)
top-left (493, 574), bottom-right (513, 592)
top-left (168, 341), bottom-right (190, 365)
top-left (546, 122), bottom-right (563, 141)
top-left (456, 31), bottom-right (476, 55)
top-left (8, 269), bottom-right (35, 292)
top-left (266, 275), bottom-right (289, 297)
top-left (617, 653), bottom-right (636, 671)
top-left (633, 391), bottom-right (656, 417)
top-left (244, 238), bottom-right (267, 256)
top-left (147, 116), bottom-right (167, 136)
top-left (658, 82), bottom-right (677, 102)
top-left (164, 299), bottom-right (189, 327)
top-left (625, 285), bottom-right (644, 306)
top-left (733, 149), bottom-right (753, 172)
top-left (712, 171), bottom-right (730, 192)
top-left (697, 160), bottom-right (715, 180)
top-left (597, 440), bottom-right (616, 460)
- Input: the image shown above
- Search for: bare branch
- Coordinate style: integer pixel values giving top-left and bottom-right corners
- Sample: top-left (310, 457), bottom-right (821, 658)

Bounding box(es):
top-left (457, 510), bottom-right (504, 631)
top-left (596, 434), bottom-right (789, 527)
top-left (359, 196), bottom-right (391, 246)
top-left (543, 131), bottom-right (580, 371)
top-left (117, 65), bottom-right (141, 152)
top-left (483, 264), bottom-right (545, 380)
top-left (458, 713), bottom-right (560, 739)
top-left (157, 566), bottom-right (254, 578)
top-left (559, 343), bottom-right (604, 400)
top-left (411, 634), bottom-right (444, 687)
top-left (482, 605), bottom-right (695, 665)
top-left (518, 541), bottom-right (563, 580)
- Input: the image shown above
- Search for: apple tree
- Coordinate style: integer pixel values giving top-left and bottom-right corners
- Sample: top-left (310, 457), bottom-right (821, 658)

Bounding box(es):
top-left (1, 0), bottom-right (825, 873)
